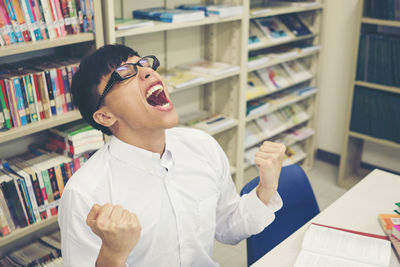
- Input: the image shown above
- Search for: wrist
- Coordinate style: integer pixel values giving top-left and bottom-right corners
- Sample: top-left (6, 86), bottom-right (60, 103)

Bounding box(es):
top-left (96, 244), bottom-right (128, 267)
top-left (256, 184), bottom-right (277, 205)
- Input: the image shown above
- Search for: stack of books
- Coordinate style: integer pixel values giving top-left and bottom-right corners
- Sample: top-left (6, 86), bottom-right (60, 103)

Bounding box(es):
top-left (176, 4), bottom-right (243, 18)
top-left (0, 230), bottom-right (62, 266)
top-left (133, 7), bottom-right (205, 23)
top-left (378, 212), bottom-right (400, 260)
top-left (0, 148), bottom-right (93, 237)
top-left (158, 68), bottom-right (204, 92)
top-left (0, 57), bottom-right (79, 131)
top-left (0, 0), bottom-right (95, 47)
top-left (114, 18), bottom-right (154, 31)
top-left (47, 121), bottom-right (104, 157)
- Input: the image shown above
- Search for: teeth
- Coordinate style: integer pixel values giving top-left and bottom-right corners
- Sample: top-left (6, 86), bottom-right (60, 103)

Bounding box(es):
top-left (161, 103), bottom-right (170, 108)
top-left (146, 84), bottom-right (163, 98)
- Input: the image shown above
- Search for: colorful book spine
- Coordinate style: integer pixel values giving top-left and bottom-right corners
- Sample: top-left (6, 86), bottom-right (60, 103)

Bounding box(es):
top-left (23, 74), bottom-right (39, 122)
top-left (4, 0), bottom-right (24, 42)
top-left (56, 68), bottom-right (67, 113)
top-left (4, 79), bottom-right (21, 127)
top-left (39, 0), bottom-right (57, 39)
top-left (52, 0), bottom-right (66, 36)
top-left (0, 0), bottom-right (17, 44)
top-left (18, 76), bottom-right (31, 124)
top-left (59, 0), bottom-right (72, 34)
top-left (0, 79), bottom-right (12, 129)
top-left (68, 0), bottom-right (79, 33)
top-left (49, 69), bottom-right (62, 115)
top-left (44, 70), bottom-right (56, 115)
top-left (12, 77), bottom-right (29, 126)
top-left (31, 73), bottom-right (43, 120)
top-left (29, 0), bottom-right (48, 39)
top-left (36, 72), bottom-right (52, 119)
top-left (20, 0), bottom-right (41, 41)
top-left (10, 0), bottom-right (32, 41)
top-left (61, 67), bottom-right (73, 110)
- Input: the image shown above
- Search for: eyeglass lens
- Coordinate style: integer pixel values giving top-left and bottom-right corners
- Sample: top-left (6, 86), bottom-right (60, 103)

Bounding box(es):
top-left (115, 57), bottom-right (155, 79)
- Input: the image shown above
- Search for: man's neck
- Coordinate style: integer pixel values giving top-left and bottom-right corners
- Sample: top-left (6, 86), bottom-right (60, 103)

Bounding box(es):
top-left (114, 128), bottom-right (166, 156)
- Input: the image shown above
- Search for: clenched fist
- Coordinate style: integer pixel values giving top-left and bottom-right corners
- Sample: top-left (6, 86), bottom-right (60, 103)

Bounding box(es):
top-left (254, 141), bottom-right (286, 205)
top-left (86, 204), bottom-right (141, 267)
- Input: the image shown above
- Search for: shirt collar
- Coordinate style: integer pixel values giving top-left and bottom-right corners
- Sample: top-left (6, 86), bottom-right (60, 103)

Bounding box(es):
top-left (108, 135), bottom-right (174, 172)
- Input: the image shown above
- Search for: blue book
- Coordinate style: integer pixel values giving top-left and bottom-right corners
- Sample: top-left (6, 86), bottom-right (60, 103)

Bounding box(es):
top-left (4, 0), bottom-right (24, 43)
top-left (12, 77), bottom-right (28, 126)
top-left (133, 7), bottom-right (205, 23)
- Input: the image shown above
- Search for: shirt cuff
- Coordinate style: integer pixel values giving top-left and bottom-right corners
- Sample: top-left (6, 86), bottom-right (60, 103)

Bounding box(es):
top-left (245, 189), bottom-right (283, 233)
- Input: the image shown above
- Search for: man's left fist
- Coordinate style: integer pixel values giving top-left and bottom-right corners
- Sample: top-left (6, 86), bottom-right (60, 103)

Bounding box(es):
top-left (254, 141), bottom-right (286, 204)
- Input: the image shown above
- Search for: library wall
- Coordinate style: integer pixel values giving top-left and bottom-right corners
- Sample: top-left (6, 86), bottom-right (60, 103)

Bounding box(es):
top-left (317, 0), bottom-right (400, 172)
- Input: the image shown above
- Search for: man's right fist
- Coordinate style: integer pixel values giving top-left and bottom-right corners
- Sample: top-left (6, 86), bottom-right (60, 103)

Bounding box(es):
top-left (86, 203), bottom-right (141, 261)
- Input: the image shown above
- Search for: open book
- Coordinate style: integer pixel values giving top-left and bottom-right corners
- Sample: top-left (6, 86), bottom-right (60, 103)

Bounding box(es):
top-left (294, 223), bottom-right (391, 267)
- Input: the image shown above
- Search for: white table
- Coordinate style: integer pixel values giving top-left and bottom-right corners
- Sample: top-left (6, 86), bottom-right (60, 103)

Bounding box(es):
top-left (251, 169), bottom-right (400, 267)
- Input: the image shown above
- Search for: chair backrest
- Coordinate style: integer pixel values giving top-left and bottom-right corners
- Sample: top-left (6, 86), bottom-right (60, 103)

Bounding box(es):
top-left (240, 164), bottom-right (320, 266)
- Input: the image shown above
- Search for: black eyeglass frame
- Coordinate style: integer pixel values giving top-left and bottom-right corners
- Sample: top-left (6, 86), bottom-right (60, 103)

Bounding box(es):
top-left (96, 55), bottom-right (160, 110)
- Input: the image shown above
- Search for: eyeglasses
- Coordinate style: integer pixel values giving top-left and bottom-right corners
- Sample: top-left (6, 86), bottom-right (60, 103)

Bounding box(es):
top-left (96, 55), bottom-right (160, 110)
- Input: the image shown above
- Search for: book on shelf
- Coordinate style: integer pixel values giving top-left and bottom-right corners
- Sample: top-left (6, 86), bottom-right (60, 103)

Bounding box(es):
top-left (0, 57), bottom-right (79, 130)
top-left (246, 72), bottom-right (270, 100)
top-left (250, 7), bottom-right (272, 16)
top-left (114, 18), bottom-right (154, 30)
top-left (282, 60), bottom-right (312, 82)
top-left (180, 60), bottom-right (240, 76)
top-left (177, 4), bottom-right (242, 18)
top-left (254, 17), bottom-right (291, 42)
top-left (244, 121), bottom-right (262, 148)
top-left (178, 109), bottom-right (209, 125)
top-left (248, 34), bottom-right (261, 46)
top-left (256, 64), bottom-right (292, 90)
top-left (270, 126), bottom-right (314, 146)
top-left (184, 113), bottom-right (236, 134)
top-left (364, 0), bottom-right (400, 21)
top-left (350, 86), bottom-right (400, 143)
top-left (282, 144), bottom-right (306, 166)
top-left (0, 0), bottom-right (95, 47)
top-left (248, 54), bottom-right (270, 69)
top-left (48, 121), bottom-right (104, 157)
top-left (280, 14), bottom-right (312, 37)
top-left (279, 104), bottom-right (309, 124)
top-left (268, 1), bottom-right (320, 8)
top-left (132, 7), bottom-right (205, 23)
top-left (294, 223), bottom-right (391, 267)
top-left (0, 230), bottom-right (62, 266)
top-left (158, 68), bottom-right (204, 91)
top-left (246, 98), bottom-right (270, 116)
top-left (255, 112), bottom-right (286, 136)
top-left (0, 148), bottom-right (93, 237)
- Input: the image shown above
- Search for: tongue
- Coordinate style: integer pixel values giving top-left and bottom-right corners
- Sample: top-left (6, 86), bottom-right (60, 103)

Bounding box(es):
top-left (147, 90), bottom-right (168, 106)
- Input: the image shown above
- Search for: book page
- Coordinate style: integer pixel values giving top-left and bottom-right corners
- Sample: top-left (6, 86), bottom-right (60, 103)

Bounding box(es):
top-left (294, 250), bottom-right (382, 267)
top-left (301, 224), bottom-right (391, 266)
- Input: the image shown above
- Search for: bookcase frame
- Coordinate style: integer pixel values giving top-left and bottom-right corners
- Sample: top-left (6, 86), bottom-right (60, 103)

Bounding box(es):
top-left (338, 0), bottom-right (400, 189)
top-left (0, 0), bottom-right (105, 257)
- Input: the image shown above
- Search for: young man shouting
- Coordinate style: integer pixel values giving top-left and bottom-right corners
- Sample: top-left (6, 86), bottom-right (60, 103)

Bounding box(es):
top-left (58, 44), bottom-right (285, 267)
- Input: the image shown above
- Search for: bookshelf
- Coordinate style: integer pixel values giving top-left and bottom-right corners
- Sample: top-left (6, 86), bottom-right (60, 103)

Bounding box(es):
top-left (0, 0), bottom-right (104, 258)
top-left (100, 0), bottom-right (323, 190)
top-left (338, 0), bottom-right (400, 188)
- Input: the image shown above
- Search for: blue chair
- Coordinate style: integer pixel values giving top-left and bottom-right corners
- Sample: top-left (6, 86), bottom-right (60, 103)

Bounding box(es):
top-left (240, 164), bottom-right (320, 266)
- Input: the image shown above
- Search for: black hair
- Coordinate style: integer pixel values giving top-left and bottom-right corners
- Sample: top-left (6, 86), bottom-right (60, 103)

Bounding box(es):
top-left (71, 44), bottom-right (140, 135)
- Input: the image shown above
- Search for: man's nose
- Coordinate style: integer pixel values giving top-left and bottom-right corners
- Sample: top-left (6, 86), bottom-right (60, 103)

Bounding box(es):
top-left (138, 66), bottom-right (153, 80)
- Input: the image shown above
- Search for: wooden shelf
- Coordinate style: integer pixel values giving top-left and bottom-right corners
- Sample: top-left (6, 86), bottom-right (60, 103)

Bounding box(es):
top-left (246, 76), bottom-right (314, 102)
top-left (115, 15), bottom-right (242, 38)
top-left (0, 216), bottom-right (58, 255)
top-left (362, 17), bottom-right (400, 27)
top-left (246, 90), bottom-right (317, 122)
top-left (354, 81), bottom-right (400, 94)
top-left (0, 34), bottom-right (94, 57)
top-left (169, 69), bottom-right (241, 95)
top-left (209, 119), bottom-right (238, 136)
top-left (250, 4), bottom-right (323, 19)
top-left (248, 33), bottom-right (318, 51)
top-left (348, 131), bottom-right (400, 150)
top-left (248, 48), bottom-right (320, 72)
top-left (0, 110), bottom-right (82, 144)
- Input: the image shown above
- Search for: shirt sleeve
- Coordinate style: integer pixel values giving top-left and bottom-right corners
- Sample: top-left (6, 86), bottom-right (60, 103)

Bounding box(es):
top-left (212, 139), bottom-right (283, 245)
top-left (58, 188), bottom-right (102, 267)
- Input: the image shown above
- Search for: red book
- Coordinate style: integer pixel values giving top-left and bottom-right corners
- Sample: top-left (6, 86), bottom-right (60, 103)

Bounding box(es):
top-left (56, 68), bottom-right (68, 113)
top-left (31, 73), bottom-right (44, 120)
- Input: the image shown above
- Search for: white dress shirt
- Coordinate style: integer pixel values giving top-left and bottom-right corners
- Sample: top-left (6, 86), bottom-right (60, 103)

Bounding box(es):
top-left (58, 127), bottom-right (282, 267)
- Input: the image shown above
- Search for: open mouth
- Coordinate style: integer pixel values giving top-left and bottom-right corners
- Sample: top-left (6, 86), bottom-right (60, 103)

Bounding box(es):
top-left (146, 83), bottom-right (171, 109)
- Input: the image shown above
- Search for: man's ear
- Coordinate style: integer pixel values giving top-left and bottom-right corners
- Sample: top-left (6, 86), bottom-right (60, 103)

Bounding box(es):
top-left (93, 108), bottom-right (117, 128)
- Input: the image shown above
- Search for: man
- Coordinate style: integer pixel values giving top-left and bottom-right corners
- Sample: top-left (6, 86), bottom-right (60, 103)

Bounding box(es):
top-left (58, 44), bottom-right (285, 267)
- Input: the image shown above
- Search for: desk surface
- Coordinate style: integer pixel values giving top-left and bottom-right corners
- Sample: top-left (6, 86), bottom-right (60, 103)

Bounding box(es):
top-left (251, 169), bottom-right (400, 267)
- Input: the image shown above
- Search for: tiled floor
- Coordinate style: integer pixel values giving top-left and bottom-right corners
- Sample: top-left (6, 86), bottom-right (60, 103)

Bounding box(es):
top-left (212, 159), bottom-right (348, 267)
